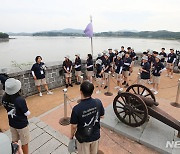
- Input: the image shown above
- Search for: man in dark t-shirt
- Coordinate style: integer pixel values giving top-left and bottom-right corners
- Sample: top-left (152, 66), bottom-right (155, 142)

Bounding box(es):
top-left (70, 81), bottom-right (104, 154)
top-left (159, 48), bottom-right (167, 64)
top-left (140, 56), bottom-right (150, 85)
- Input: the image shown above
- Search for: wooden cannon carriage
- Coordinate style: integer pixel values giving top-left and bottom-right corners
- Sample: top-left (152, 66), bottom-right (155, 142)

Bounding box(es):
top-left (113, 84), bottom-right (180, 137)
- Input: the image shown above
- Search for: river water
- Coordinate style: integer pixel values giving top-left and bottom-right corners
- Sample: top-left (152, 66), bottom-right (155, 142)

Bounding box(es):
top-left (0, 36), bottom-right (180, 70)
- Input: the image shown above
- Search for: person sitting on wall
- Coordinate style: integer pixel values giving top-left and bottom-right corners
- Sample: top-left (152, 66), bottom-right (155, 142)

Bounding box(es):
top-left (31, 56), bottom-right (53, 97)
top-left (63, 55), bottom-right (73, 88)
top-left (74, 54), bottom-right (82, 85)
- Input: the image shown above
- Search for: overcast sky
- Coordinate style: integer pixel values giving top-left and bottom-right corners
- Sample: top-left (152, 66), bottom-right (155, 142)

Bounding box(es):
top-left (0, 0), bottom-right (180, 33)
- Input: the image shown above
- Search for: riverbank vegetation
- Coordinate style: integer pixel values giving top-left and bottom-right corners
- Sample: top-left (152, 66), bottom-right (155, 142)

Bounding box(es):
top-left (0, 32), bottom-right (9, 39)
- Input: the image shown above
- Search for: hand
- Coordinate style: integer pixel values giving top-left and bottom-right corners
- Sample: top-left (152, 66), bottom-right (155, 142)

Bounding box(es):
top-left (33, 76), bottom-right (37, 80)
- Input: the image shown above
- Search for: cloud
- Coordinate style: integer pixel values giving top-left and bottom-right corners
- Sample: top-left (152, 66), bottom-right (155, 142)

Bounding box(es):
top-left (0, 0), bottom-right (180, 32)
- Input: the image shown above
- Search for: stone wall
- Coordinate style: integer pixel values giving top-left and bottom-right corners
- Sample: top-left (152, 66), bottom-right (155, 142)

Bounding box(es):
top-left (0, 55), bottom-right (143, 102)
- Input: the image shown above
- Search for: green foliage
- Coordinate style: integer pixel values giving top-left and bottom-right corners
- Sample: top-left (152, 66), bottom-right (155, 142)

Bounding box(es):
top-left (0, 32), bottom-right (9, 39)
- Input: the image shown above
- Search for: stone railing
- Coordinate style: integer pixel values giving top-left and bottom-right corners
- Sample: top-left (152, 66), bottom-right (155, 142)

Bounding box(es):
top-left (0, 54), bottom-right (143, 102)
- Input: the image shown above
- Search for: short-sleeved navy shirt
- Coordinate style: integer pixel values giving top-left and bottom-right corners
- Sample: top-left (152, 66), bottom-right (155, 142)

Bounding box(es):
top-left (31, 62), bottom-right (46, 79)
top-left (152, 61), bottom-right (164, 76)
top-left (75, 58), bottom-right (81, 71)
top-left (70, 98), bottom-right (105, 142)
top-left (167, 53), bottom-right (176, 63)
top-left (123, 57), bottom-right (132, 71)
top-left (115, 59), bottom-right (124, 74)
top-left (86, 59), bottom-right (93, 71)
top-left (141, 62), bottom-right (150, 79)
top-left (103, 59), bottom-right (110, 73)
top-left (2, 94), bottom-right (29, 129)
top-left (63, 60), bottom-right (73, 73)
top-left (130, 52), bottom-right (136, 61)
top-left (109, 52), bottom-right (115, 63)
top-left (159, 52), bottom-right (167, 62)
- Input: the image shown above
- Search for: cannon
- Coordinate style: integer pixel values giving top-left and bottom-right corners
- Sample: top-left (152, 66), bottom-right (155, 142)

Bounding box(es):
top-left (113, 84), bottom-right (180, 137)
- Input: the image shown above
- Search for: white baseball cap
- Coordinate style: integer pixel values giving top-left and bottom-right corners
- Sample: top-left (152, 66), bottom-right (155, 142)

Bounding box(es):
top-left (5, 78), bottom-right (21, 95)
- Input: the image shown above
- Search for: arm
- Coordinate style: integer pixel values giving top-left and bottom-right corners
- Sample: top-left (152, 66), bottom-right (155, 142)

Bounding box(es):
top-left (31, 71), bottom-right (37, 80)
top-left (70, 124), bottom-right (77, 139)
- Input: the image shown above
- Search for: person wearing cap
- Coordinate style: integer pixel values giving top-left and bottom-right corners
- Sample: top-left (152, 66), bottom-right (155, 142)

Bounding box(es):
top-left (2, 78), bottom-right (30, 154)
top-left (96, 53), bottom-right (102, 61)
top-left (95, 59), bottom-right (103, 94)
top-left (31, 56), bottom-right (53, 97)
top-left (151, 55), bottom-right (165, 95)
top-left (166, 48), bottom-right (176, 79)
top-left (102, 53), bottom-right (111, 89)
top-left (86, 54), bottom-right (94, 83)
top-left (139, 56), bottom-right (150, 85)
top-left (74, 54), bottom-right (82, 85)
top-left (159, 48), bottom-right (167, 65)
top-left (114, 53), bottom-right (124, 91)
top-left (63, 55), bottom-right (73, 88)
top-left (122, 52), bottom-right (132, 88)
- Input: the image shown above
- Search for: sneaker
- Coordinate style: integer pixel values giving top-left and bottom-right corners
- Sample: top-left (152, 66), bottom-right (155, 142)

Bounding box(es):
top-left (114, 86), bottom-right (120, 89)
top-left (39, 92), bottom-right (42, 97)
top-left (154, 91), bottom-right (158, 95)
top-left (69, 84), bottom-right (73, 87)
top-left (96, 90), bottom-right (101, 94)
top-left (142, 91), bottom-right (147, 96)
top-left (47, 91), bottom-right (53, 95)
top-left (65, 84), bottom-right (68, 88)
top-left (148, 80), bottom-right (152, 84)
top-left (170, 76), bottom-right (173, 79)
top-left (119, 88), bottom-right (123, 91)
top-left (77, 82), bottom-right (81, 85)
top-left (165, 74), bottom-right (169, 77)
top-left (150, 88), bottom-right (155, 92)
top-left (122, 81), bottom-right (126, 85)
top-left (104, 86), bottom-right (108, 89)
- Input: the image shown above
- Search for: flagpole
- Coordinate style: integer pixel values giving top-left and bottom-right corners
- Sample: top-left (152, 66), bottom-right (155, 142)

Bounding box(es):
top-left (90, 15), bottom-right (93, 58)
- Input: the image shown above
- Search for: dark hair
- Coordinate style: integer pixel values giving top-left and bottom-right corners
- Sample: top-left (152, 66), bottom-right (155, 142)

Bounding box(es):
top-left (35, 56), bottom-right (42, 62)
top-left (162, 48), bottom-right (165, 50)
top-left (127, 47), bottom-right (131, 50)
top-left (87, 54), bottom-right (92, 60)
top-left (121, 46), bottom-right (124, 48)
top-left (80, 81), bottom-right (94, 97)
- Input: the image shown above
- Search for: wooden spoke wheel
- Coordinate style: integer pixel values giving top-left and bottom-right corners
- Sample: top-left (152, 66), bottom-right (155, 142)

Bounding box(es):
top-left (126, 84), bottom-right (156, 102)
top-left (113, 92), bottom-right (148, 127)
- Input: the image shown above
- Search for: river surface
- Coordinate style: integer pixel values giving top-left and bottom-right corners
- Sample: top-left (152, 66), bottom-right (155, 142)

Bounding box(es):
top-left (0, 36), bottom-right (180, 70)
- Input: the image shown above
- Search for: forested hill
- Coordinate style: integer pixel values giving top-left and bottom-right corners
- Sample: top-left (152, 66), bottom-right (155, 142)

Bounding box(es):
top-left (0, 32), bottom-right (9, 39)
top-left (32, 30), bottom-right (180, 40)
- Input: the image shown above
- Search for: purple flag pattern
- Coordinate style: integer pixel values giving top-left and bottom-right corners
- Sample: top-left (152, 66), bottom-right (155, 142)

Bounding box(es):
top-left (84, 22), bottom-right (93, 38)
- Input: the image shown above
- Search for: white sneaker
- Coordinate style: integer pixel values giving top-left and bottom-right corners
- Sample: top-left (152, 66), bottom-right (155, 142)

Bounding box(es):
top-left (114, 86), bottom-right (120, 89)
top-left (39, 92), bottom-right (42, 97)
top-left (142, 91), bottom-right (147, 96)
top-left (148, 80), bottom-right (152, 84)
top-left (170, 76), bottom-right (173, 79)
top-left (154, 91), bottom-right (158, 95)
top-left (150, 88), bottom-right (155, 92)
top-left (96, 90), bottom-right (101, 94)
top-left (47, 91), bottom-right (53, 95)
top-left (165, 74), bottom-right (169, 77)
top-left (119, 88), bottom-right (123, 91)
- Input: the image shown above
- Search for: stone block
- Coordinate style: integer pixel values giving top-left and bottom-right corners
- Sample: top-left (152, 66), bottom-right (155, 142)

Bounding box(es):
top-left (36, 121), bottom-right (47, 129)
top-left (172, 132), bottom-right (180, 154)
top-left (29, 117), bottom-right (41, 124)
top-left (43, 125), bottom-right (70, 146)
top-left (30, 127), bottom-right (44, 141)
top-left (32, 138), bottom-right (62, 154)
top-left (29, 133), bottom-right (52, 154)
top-left (51, 144), bottom-right (69, 154)
top-left (29, 123), bottom-right (37, 132)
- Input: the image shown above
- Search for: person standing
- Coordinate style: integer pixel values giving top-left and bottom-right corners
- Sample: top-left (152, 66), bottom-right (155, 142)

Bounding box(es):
top-left (31, 56), bottom-right (53, 96)
top-left (122, 52), bottom-right (132, 88)
top-left (166, 48), bottom-right (176, 79)
top-left (151, 55), bottom-right (165, 95)
top-left (159, 48), bottom-right (167, 65)
top-left (86, 54), bottom-right (94, 83)
top-left (63, 55), bottom-right (73, 88)
top-left (102, 53), bottom-right (110, 89)
top-left (129, 48), bottom-right (136, 73)
top-left (108, 48), bottom-right (115, 75)
top-left (2, 78), bottom-right (30, 154)
top-left (95, 59), bottom-right (103, 94)
top-left (70, 81), bottom-right (105, 154)
top-left (114, 53), bottom-right (124, 91)
top-left (74, 54), bottom-right (82, 85)
top-left (139, 56), bottom-right (151, 85)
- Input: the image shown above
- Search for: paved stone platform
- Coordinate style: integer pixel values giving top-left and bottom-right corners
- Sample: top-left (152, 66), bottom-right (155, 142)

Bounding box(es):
top-left (101, 103), bottom-right (180, 154)
top-left (5, 117), bottom-right (76, 154)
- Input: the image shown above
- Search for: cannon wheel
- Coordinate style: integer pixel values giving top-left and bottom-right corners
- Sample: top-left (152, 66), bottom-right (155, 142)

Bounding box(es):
top-left (126, 84), bottom-right (156, 102)
top-left (113, 92), bottom-right (148, 127)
